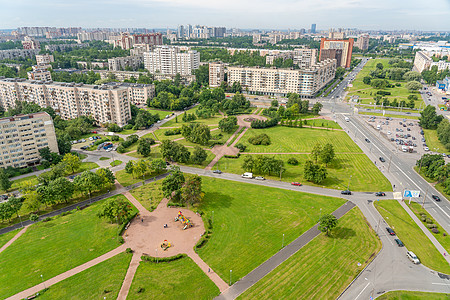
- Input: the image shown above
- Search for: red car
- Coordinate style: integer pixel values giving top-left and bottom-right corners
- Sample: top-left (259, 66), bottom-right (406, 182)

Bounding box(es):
top-left (91, 131), bottom-right (97, 134)
top-left (291, 182), bottom-right (302, 186)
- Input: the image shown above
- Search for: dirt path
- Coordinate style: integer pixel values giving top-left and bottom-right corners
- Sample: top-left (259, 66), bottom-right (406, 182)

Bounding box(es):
top-left (0, 225), bottom-right (29, 254)
top-left (117, 252), bottom-right (141, 300)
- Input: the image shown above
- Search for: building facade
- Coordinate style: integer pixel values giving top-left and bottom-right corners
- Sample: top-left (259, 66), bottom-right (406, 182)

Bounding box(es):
top-left (209, 62), bottom-right (225, 87)
top-left (111, 33), bottom-right (163, 50)
top-left (108, 56), bottom-right (144, 71)
top-left (227, 59), bottom-right (336, 97)
top-left (22, 36), bottom-right (40, 50)
top-left (143, 46), bottom-right (200, 76)
top-left (0, 49), bottom-right (39, 60)
top-left (319, 38), bottom-right (354, 68)
top-left (413, 51), bottom-right (450, 73)
top-left (293, 48), bottom-right (318, 69)
top-left (35, 54), bottom-right (54, 65)
top-left (354, 34), bottom-right (369, 51)
top-left (0, 112), bottom-right (58, 168)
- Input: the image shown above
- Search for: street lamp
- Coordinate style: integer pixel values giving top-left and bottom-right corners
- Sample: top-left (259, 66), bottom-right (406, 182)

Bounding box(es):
top-left (155, 248), bottom-right (158, 263)
top-left (40, 274), bottom-right (46, 289)
top-left (347, 175), bottom-right (352, 191)
top-left (229, 270), bottom-right (232, 285)
top-left (282, 233), bottom-right (285, 248)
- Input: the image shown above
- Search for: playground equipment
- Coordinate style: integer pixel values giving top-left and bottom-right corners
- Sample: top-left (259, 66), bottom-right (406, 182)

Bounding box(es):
top-left (174, 211), bottom-right (192, 230)
top-left (160, 240), bottom-right (172, 251)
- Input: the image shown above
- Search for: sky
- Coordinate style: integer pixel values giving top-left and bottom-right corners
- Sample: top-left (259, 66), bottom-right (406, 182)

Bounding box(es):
top-left (1, 0), bottom-right (450, 31)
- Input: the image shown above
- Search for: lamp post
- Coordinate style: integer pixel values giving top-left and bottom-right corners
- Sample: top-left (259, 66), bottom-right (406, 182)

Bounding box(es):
top-left (347, 175), bottom-right (352, 191)
top-left (155, 248), bottom-right (158, 263)
top-left (229, 270), bottom-right (232, 285)
top-left (282, 233), bottom-right (285, 248)
top-left (40, 274), bottom-right (46, 289)
top-left (212, 211), bottom-right (214, 226)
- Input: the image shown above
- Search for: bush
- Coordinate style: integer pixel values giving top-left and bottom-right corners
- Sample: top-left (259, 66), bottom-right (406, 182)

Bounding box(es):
top-left (29, 214), bottom-right (39, 222)
top-left (118, 236), bottom-right (125, 244)
top-left (42, 217), bottom-right (52, 222)
top-left (165, 128), bottom-right (181, 136)
top-left (376, 91), bottom-right (391, 96)
top-left (427, 223), bottom-right (437, 229)
top-left (426, 218), bottom-right (433, 224)
top-left (137, 287), bottom-right (145, 293)
top-left (251, 117), bottom-right (279, 129)
top-left (431, 228), bottom-right (440, 234)
top-left (235, 143), bottom-right (246, 152)
top-left (126, 248), bottom-right (133, 254)
top-left (224, 154), bottom-right (240, 158)
top-left (287, 157), bottom-right (299, 165)
top-left (248, 133), bottom-right (271, 145)
top-left (110, 135), bottom-right (120, 141)
top-left (141, 253), bottom-right (186, 263)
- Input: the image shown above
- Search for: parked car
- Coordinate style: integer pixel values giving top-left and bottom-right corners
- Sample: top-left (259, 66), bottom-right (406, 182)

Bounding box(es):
top-left (386, 227), bottom-right (395, 235)
top-left (255, 176), bottom-right (265, 181)
top-left (432, 195), bottom-right (441, 202)
top-left (375, 192), bottom-right (386, 196)
top-left (379, 157), bottom-right (386, 162)
top-left (242, 172), bottom-right (253, 179)
top-left (341, 190), bottom-right (352, 195)
top-left (406, 251), bottom-right (420, 264)
top-left (395, 239), bottom-right (404, 247)
top-left (212, 170), bottom-right (222, 174)
top-left (291, 182), bottom-right (302, 186)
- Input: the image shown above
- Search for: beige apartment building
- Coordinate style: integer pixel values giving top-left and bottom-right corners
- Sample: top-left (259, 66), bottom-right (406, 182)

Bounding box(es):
top-left (0, 112), bottom-right (58, 168)
top-left (227, 59), bottom-right (336, 97)
top-left (209, 62), bottom-right (225, 87)
top-left (108, 55), bottom-right (143, 71)
top-left (354, 34), bottom-right (370, 51)
top-left (144, 46), bottom-right (200, 76)
top-left (293, 48), bottom-right (318, 69)
top-left (0, 78), bottom-right (155, 126)
top-left (35, 54), bottom-right (54, 65)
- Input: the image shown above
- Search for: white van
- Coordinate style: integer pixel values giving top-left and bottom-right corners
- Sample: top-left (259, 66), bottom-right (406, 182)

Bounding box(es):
top-left (241, 172), bottom-right (253, 179)
top-left (402, 146), bottom-right (408, 152)
top-left (344, 117), bottom-right (350, 122)
top-left (377, 125), bottom-right (381, 130)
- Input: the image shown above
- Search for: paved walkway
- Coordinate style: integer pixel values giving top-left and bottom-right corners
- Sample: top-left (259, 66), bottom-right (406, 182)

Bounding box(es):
top-left (399, 199), bottom-right (450, 264)
top-left (117, 252), bottom-right (141, 300)
top-left (215, 201), bottom-right (356, 300)
top-left (0, 225), bottom-right (29, 254)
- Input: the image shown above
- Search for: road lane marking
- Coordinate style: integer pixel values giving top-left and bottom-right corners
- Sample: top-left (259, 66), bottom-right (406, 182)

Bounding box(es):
top-left (432, 283), bottom-right (450, 286)
top-left (354, 282), bottom-right (371, 300)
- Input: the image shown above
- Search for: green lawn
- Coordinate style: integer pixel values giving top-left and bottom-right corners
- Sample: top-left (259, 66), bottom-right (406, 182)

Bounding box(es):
top-left (239, 207), bottom-right (381, 300)
top-left (110, 160), bottom-right (122, 167)
top-left (197, 177), bottom-right (346, 283)
top-left (130, 180), bottom-right (164, 212)
top-left (377, 291), bottom-right (450, 299)
top-left (126, 145), bottom-right (162, 159)
top-left (115, 169), bottom-right (166, 187)
top-left (128, 256), bottom-right (220, 299)
top-left (163, 107), bottom-right (223, 127)
top-left (0, 194), bottom-right (133, 299)
top-left (99, 157), bottom-right (110, 161)
top-left (301, 119), bottom-right (342, 129)
top-left (153, 127), bottom-right (184, 141)
top-left (240, 126), bottom-right (362, 153)
top-left (407, 201), bottom-right (450, 254)
top-left (217, 152), bottom-right (392, 192)
top-left (423, 129), bottom-right (447, 153)
top-left (358, 111), bottom-right (420, 120)
top-left (375, 200), bottom-right (450, 274)
top-left (8, 175), bottom-right (38, 192)
top-left (39, 252), bottom-right (132, 300)
top-left (120, 129), bottom-right (138, 135)
top-left (76, 162), bottom-right (100, 173)
top-left (414, 167), bottom-right (449, 200)
top-left (146, 108), bottom-right (174, 119)
top-left (0, 228), bottom-right (20, 248)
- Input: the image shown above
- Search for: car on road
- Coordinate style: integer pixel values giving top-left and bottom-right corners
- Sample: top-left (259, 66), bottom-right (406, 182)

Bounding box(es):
top-left (424, 147), bottom-right (430, 151)
top-left (375, 192), bottom-right (386, 196)
top-left (365, 138), bottom-right (370, 143)
top-left (213, 170), bottom-right (222, 174)
top-left (379, 157), bottom-right (386, 162)
top-left (432, 195), bottom-right (441, 201)
top-left (406, 251), bottom-right (420, 264)
top-left (395, 239), bottom-right (404, 247)
top-left (291, 182), bottom-right (302, 186)
top-left (341, 190), bottom-right (352, 195)
top-left (386, 227), bottom-right (395, 235)
top-left (387, 131), bottom-right (391, 135)
top-left (255, 176), bottom-right (265, 180)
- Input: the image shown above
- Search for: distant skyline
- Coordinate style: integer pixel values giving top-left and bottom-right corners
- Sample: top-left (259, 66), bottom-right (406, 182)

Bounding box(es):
top-left (1, 0), bottom-right (450, 31)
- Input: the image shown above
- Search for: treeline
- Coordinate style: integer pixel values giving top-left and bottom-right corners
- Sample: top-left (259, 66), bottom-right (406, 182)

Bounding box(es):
top-left (160, 140), bottom-right (208, 165)
top-left (241, 155), bottom-right (284, 176)
top-left (262, 93), bottom-right (322, 120)
top-left (422, 65), bottom-right (450, 85)
top-left (416, 154), bottom-right (450, 195)
top-left (50, 71), bottom-right (101, 84)
top-left (147, 79), bottom-right (200, 111)
top-left (419, 105), bottom-right (450, 151)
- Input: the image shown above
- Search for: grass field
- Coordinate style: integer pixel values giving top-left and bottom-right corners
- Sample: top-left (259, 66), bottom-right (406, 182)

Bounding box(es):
top-left (163, 106), bottom-right (223, 127)
top-left (120, 129), bottom-right (138, 135)
top-left (196, 177), bottom-right (346, 283)
top-left (217, 152), bottom-right (392, 192)
top-left (301, 119), bottom-right (342, 129)
top-left (423, 129), bottom-right (447, 153)
top-left (128, 256), bottom-right (220, 299)
top-left (376, 291), bottom-right (450, 299)
top-left (110, 160), bottom-right (122, 167)
top-left (239, 207), bottom-right (381, 300)
top-left (126, 144), bottom-right (163, 159)
top-left (8, 175), bottom-right (38, 192)
top-left (0, 194), bottom-right (133, 299)
top-left (407, 201), bottom-right (450, 254)
top-left (76, 161), bottom-right (100, 173)
top-left (146, 108), bottom-right (174, 119)
top-left (0, 228), bottom-right (19, 248)
top-left (153, 127), bottom-right (184, 141)
top-left (358, 111), bottom-right (420, 120)
top-left (39, 252), bottom-right (132, 300)
top-left (99, 157), bottom-right (110, 161)
top-left (240, 126), bottom-right (362, 154)
top-left (130, 180), bottom-right (164, 212)
top-left (115, 169), bottom-right (166, 187)
top-left (375, 200), bottom-right (450, 274)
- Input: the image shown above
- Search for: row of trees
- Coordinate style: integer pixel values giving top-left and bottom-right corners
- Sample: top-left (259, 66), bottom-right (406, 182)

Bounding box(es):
top-left (218, 116), bottom-right (238, 133)
top-left (124, 158), bottom-right (167, 180)
top-left (416, 154), bottom-right (450, 195)
top-left (160, 140), bottom-right (208, 165)
top-left (242, 155), bottom-right (284, 176)
top-left (161, 167), bottom-right (204, 207)
top-left (181, 123), bottom-right (211, 145)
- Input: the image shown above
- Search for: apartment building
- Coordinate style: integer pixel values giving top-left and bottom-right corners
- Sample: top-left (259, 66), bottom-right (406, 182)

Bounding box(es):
top-left (97, 70), bottom-right (196, 85)
top-left (319, 38), bottom-right (354, 68)
top-left (227, 59), bottom-right (336, 97)
top-left (414, 51), bottom-right (450, 73)
top-left (0, 49), bottom-right (39, 60)
top-left (111, 33), bottom-right (163, 50)
top-left (0, 78), bottom-right (155, 127)
top-left (77, 31), bottom-right (111, 41)
top-left (209, 62), bottom-right (225, 87)
top-left (35, 54), bottom-right (54, 65)
top-left (44, 43), bottom-right (88, 52)
top-left (143, 46), bottom-right (200, 76)
top-left (293, 48), bottom-right (317, 69)
top-left (108, 56), bottom-right (144, 71)
top-left (0, 112), bottom-right (58, 168)
top-left (22, 36), bottom-right (40, 50)
top-left (354, 34), bottom-right (370, 51)
top-left (27, 69), bottom-right (52, 81)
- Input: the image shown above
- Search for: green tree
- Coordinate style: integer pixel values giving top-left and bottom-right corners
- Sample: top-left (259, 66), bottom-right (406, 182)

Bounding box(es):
top-left (0, 168), bottom-right (11, 192)
top-left (181, 123), bottom-right (211, 145)
top-left (192, 146), bottom-right (207, 165)
top-left (362, 76), bottom-right (372, 85)
top-left (137, 138), bottom-right (153, 157)
top-left (48, 177), bottom-right (75, 204)
top-left (218, 116), bottom-right (238, 133)
top-left (405, 81), bottom-right (422, 92)
top-left (73, 171), bottom-right (102, 198)
top-left (419, 105), bottom-right (444, 129)
top-left (271, 100), bottom-right (279, 107)
top-left (151, 159), bottom-right (167, 173)
top-left (242, 155), bottom-right (254, 172)
top-left (437, 119), bottom-right (450, 151)
top-left (125, 161), bottom-right (134, 176)
top-left (62, 153), bottom-right (81, 174)
top-left (97, 197), bottom-right (133, 224)
top-left (96, 168), bottom-right (116, 189)
top-left (162, 166), bottom-right (185, 200)
top-left (376, 62), bottom-right (384, 70)
top-left (8, 197), bottom-right (24, 218)
top-left (38, 147), bottom-right (53, 162)
top-left (318, 214), bottom-right (338, 236)
top-left (320, 143), bottom-right (335, 166)
top-left (311, 143), bottom-right (322, 163)
top-left (311, 102), bottom-right (323, 115)
top-left (181, 175), bottom-right (203, 207)
top-left (403, 71), bottom-right (422, 82)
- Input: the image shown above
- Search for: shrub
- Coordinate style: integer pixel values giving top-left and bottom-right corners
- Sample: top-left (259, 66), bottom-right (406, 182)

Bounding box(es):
top-left (126, 248), bottom-right (133, 254)
top-left (118, 236), bottom-right (125, 244)
top-left (287, 157), bottom-right (299, 165)
top-left (248, 133), bottom-right (271, 145)
top-left (426, 218), bottom-right (433, 224)
top-left (137, 287), bottom-right (145, 293)
top-left (224, 154), bottom-right (240, 158)
top-left (165, 128), bottom-right (182, 136)
top-left (235, 143), bottom-right (246, 152)
top-left (251, 117), bottom-right (279, 129)
top-left (29, 214), bottom-right (39, 222)
top-left (110, 135), bottom-right (120, 141)
top-left (42, 217), bottom-right (52, 222)
top-left (427, 223), bottom-right (437, 229)
top-left (141, 253), bottom-right (186, 263)
top-left (431, 228), bottom-right (440, 234)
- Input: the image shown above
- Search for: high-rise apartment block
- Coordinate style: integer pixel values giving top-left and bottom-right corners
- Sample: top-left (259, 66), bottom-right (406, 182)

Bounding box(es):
top-left (77, 31), bottom-right (111, 41)
top-left (27, 66), bottom-right (52, 81)
top-left (354, 34), bottom-right (369, 51)
top-left (319, 38), bottom-right (354, 68)
top-left (293, 48), bottom-right (318, 69)
top-left (227, 59), bottom-right (336, 97)
top-left (414, 51), bottom-right (450, 73)
top-left (209, 62), bottom-right (225, 87)
top-left (22, 36), bottom-right (40, 50)
top-left (111, 33), bottom-right (163, 50)
top-left (0, 49), bottom-right (39, 60)
top-left (0, 78), bottom-right (155, 126)
top-left (0, 112), bottom-right (59, 168)
top-left (108, 56), bottom-right (144, 71)
top-left (143, 46), bottom-right (200, 76)
top-left (35, 54), bottom-right (54, 65)
top-left (328, 29), bottom-right (345, 39)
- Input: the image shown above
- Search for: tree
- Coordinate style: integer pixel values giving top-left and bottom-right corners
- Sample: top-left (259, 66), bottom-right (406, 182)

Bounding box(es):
top-left (73, 171), bottom-right (102, 198)
top-left (48, 177), bottom-right (75, 204)
top-left (403, 71), bottom-right (422, 82)
top-left (192, 146), bottom-right (207, 165)
top-left (97, 197), bottom-right (133, 224)
top-left (419, 105), bottom-right (444, 129)
top-left (318, 214), bottom-right (338, 236)
top-left (96, 168), bottom-right (116, 189)
top-left (362, 76), bottom-right (372, 85)
top-left (162, 166), bottom-right (185, 200)
top-left (311, 143), bottom-right (322, 163)
top-left (181, 123), bottom-right (211, 145)
top-left (63, 153), bottom-right (81, 174)
top-left (0, 168), bottom-right (11, 192)
top-left (218, 116), bottom-right (238, 133)
top-left (151, 159), bottom-right (167, 173)
top-left (125, 161), bottom-right (134, 176)
top-left (437, 119), bottom-right (450, 151)
top-left (137, 138), bottom-right (153, 157)
top-left (181, 175), bottom-right (203, 207)
top-left (242, 155), bottom-right (254, 172)
top-left (133, 159), bottom-right (149, 180)
top-left (405, 81), bottom-right (422, 92)
top-left (271, 100), bottom-right (279, 107)
top-left (376, 63), bottom-right (384, 70)
top-left (39, 147), bottom-right (52, 162)
top-left (320, 143), bottom-right (335, 166)
top-left (8, 197), bottom-right (23, 218)
top-left (311, 102), bottom-right (323, 115)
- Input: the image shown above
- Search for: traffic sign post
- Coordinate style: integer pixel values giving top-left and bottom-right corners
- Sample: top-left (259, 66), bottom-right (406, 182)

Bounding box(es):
top-left (403, 190), bottom-right (420, 204)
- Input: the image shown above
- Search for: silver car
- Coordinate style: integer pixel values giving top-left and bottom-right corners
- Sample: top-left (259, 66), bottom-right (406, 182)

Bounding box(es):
top-left (406, 251), bottom-right (420, 264)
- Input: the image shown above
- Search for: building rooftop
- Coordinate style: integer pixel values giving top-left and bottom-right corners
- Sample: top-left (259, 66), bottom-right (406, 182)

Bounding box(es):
top-left (0, 77), bottom-right (153, 89)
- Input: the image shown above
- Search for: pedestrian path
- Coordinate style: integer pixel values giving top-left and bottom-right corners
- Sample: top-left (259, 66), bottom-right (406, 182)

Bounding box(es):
top-left (187, 249), bottom-right (229, 292)
top-left (215, 201), bottom-right (356, 300)
top-left (0, 225), bottom-right (29, 254)
top-left (117, 252), bottom-right (141, 300)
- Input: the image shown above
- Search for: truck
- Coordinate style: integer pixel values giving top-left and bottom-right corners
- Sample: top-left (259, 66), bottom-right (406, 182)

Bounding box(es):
top-left (344, 117), bottom-right (350, 122)
top-left (241, 172), bottom-right (253, 179)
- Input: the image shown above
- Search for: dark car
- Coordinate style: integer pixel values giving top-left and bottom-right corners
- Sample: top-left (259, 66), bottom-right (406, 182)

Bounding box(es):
top-left (375, 192), bottom-right (386, 196)
top-left (365, 138), bottom-right (370, 143)
top-left (386, 227), bottom-right (395, 235)
top-left (395, 239), bottom-right (404, 247)
top-left (432, 195), bottom-right (441, 201)
top-left (213, 169), bottom-right (222, 174)
top-left (291, 182), bottom-right (302, 186)
top-left (379, 157), bottom-right (386, 162)
top-left (341, 190), bottom-right (352, 195)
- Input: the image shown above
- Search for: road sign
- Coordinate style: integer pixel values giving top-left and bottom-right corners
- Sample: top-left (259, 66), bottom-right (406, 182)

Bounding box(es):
top-left (403, 190), bottom-right (420, 198)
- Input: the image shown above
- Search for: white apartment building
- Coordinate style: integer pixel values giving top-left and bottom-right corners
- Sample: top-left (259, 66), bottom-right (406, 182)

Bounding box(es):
top-left (293, 48), bottom-right (317, 69)
top-left (227, 59), bottom-right (336, 97)
top-left (354, 34), bottom-right (369, 51)
top-left (0, 112), bottom-right (59, 168)
top-left (0, 49), bottom-right (39, 60)
top-left (35, 54), bottom-right (54, 65)
top-left (209, 62), bottom-right (225, 87)
top-left (414, 51), bottom-right (450, 73)
top-left (77, 31), bottom-right (111, 41)
top-left (108, 56), bottom-right (144, 71)
top-left (144, 46), bottom-right (200, 76)
top-left (0, 78), bottom-right (154, 127)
